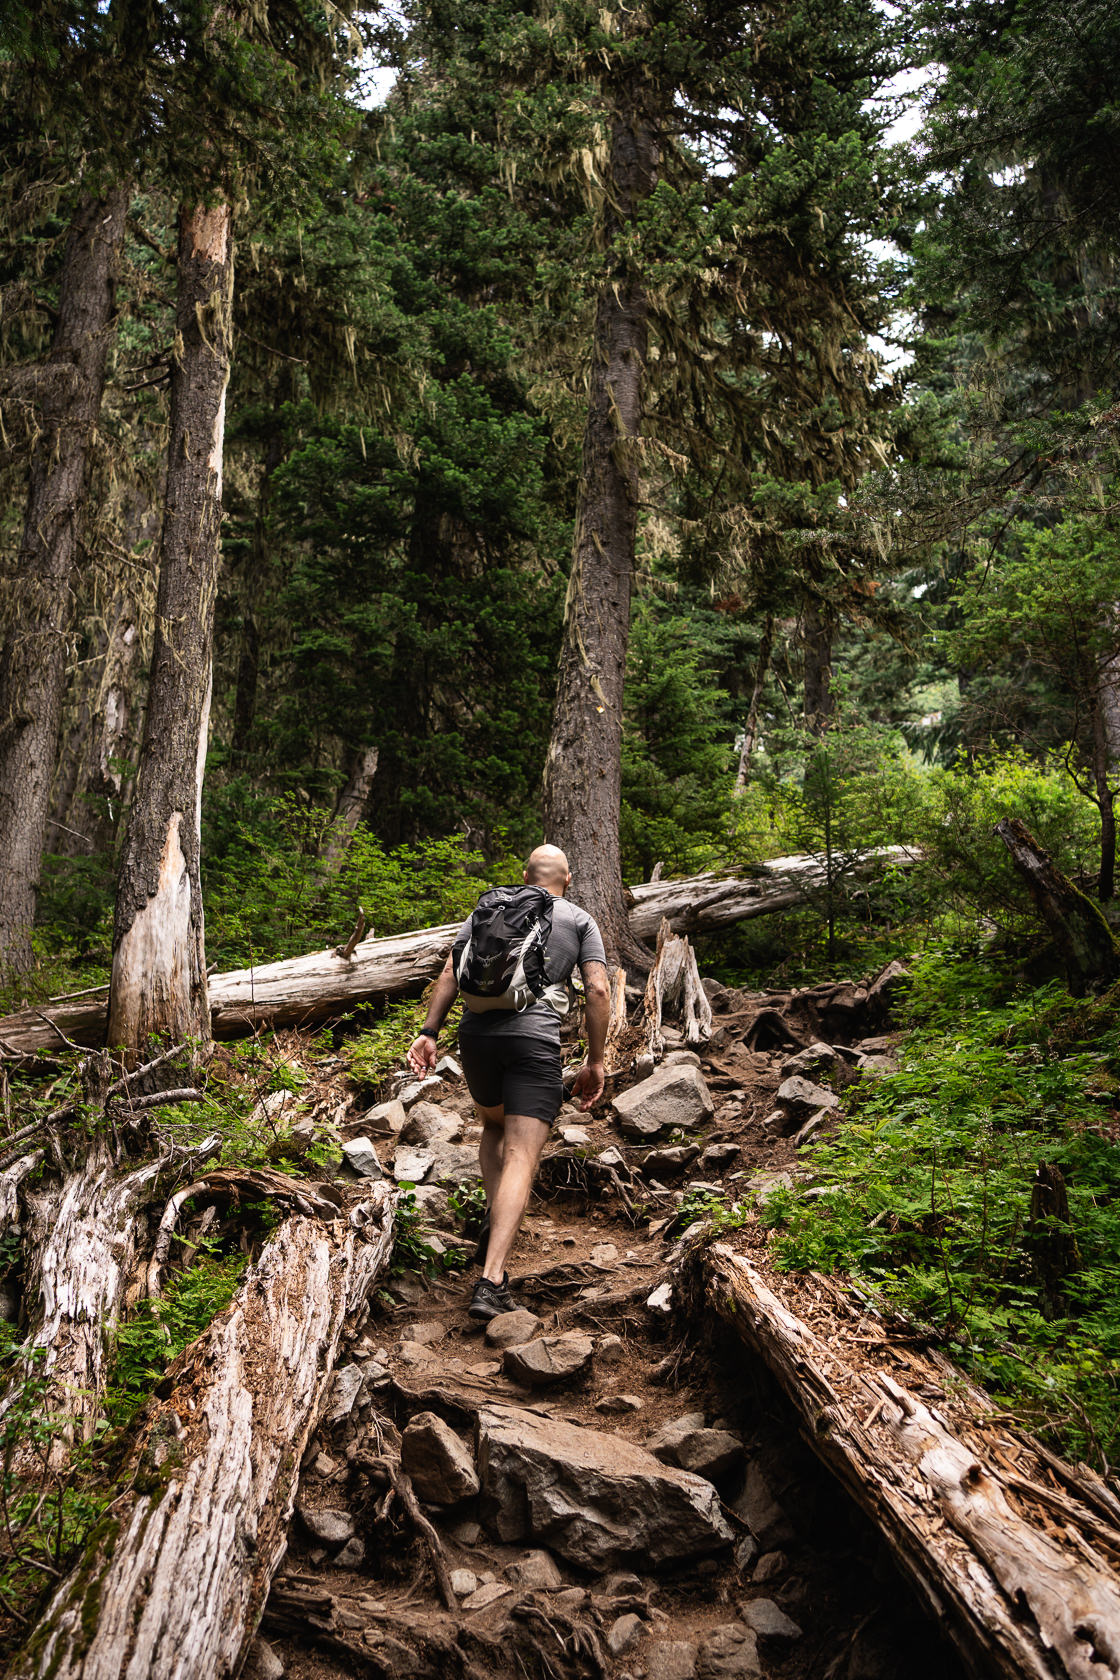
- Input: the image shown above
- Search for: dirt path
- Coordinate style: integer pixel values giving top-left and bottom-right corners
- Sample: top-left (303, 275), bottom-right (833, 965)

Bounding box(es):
top-left (254, 998), bottom-right (966, 1680)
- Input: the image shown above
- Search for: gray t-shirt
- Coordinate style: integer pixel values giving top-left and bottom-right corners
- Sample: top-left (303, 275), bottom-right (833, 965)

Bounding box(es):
top-left (454, 896), bottom-right (607, 1045)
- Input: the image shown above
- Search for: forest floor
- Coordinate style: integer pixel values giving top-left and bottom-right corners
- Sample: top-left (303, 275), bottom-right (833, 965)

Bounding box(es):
top-left (251, 996), bottom-right (968, 1680)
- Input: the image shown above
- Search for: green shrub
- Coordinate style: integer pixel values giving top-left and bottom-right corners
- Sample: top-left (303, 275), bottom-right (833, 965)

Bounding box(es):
top-left (763, 950), bottom-right (1120, 1467)
top-left (106, 1253), bottom-right (249, 1431)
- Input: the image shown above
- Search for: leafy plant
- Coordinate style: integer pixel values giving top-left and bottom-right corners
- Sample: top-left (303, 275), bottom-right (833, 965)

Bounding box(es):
top-left (105, 1253), bottom-right (249, 1431)
top-left (389, 1188), bottom-right (467, 1275)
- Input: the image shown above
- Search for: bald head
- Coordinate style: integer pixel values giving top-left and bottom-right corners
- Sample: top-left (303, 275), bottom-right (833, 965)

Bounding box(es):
top-left (524, 843), bottom-right (571, 896)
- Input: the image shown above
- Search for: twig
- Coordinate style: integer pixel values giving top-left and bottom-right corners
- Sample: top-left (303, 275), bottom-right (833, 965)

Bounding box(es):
top-left (356, 1453), bottom-right (456, 1610)
top-left (122, 1087), bottom-right (204, 1112)
top-left (105, 1043), bottom-right (188, 1098)
top-left (32, 1011), bottom-right (81, 1050)
top-left (46, 981), bottom-right (109, 1004)
top-left (333, 907), bottom-right (367, 961)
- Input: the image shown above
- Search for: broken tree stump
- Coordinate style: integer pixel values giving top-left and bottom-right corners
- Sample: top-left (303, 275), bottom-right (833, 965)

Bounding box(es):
top-left (13, 1185), bottom-right (395, 1680)
top-left (995, 816), bottom-right (1120, 994)
top-left (703, 1242), bottom-right (1120, 1680)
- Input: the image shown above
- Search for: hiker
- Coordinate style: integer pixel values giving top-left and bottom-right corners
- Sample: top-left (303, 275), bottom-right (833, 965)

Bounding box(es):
top-left (406, 843), bottom-right (610, 1321)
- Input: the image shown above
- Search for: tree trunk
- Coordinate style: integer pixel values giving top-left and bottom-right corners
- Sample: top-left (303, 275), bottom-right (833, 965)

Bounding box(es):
top-left (1089, 683), bottom-right (1117, 902)
top-left (12, 1186), bottom-right (395, 1680)
top-left (995, 816), bottom-right (1120, 994)
top-left (48, 493), bottom-right (155, 859)
top-left (321, 745), bottom-right (380, 875)
top-left (0, 849), bottom-right (916, 1054)
top-left (734, 616), bottom-right (773, 790)
top-left (541, 87), bottom-right (658, 973)
top-left (107, 201), bottom-right (233, 1052)
top-left (703, 1243), bottom-right (1120, 1680)
top-left (0, 189), bottom-right (129, 981)
top-left (801, 597), bottom-right (834, 736)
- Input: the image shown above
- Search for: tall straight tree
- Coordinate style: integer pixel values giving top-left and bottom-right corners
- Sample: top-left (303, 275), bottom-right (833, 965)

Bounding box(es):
top-left (107, 202), bottom-right (233, 1046)
top-left (0, 188), bottom-right (129, 980)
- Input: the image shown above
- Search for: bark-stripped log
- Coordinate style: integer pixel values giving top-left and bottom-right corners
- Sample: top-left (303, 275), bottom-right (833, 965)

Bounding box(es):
top-left (0, 848), bottom-right (917, 1055)
top-left (10, 1134), bottom-right (220, 1456)
top-left (14, 1184), bottom-right (395, 1680)
top-left (704, 1243), bottom-right (1120, 1680)
top-left (640, 919), bottom-right (713, 1056)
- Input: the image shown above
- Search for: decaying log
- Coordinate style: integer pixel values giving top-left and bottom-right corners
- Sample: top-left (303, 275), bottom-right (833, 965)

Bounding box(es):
top-left (602, 965), bottom-right (628, 1077)
top-left (704, 1243), bottom-right (1120, 1680)
top-left (995, 817), bottom-right (1120, 994)
top-left (640, 918), bottom-right (713, 1057)
top-left (0, 849), bottom-right (918, 1055)
top-left (14, 1184), bottom-right (395, 1680)
top-left (10, 1132), bottom-right (220, 1455)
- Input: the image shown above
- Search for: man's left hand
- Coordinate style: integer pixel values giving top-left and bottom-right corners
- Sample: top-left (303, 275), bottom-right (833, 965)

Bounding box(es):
top-left (571, 1059), bottom-right (605, 1112)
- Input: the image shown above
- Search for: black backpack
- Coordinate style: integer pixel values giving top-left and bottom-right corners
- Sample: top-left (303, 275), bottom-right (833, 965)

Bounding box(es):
top-left (454, 885), bottom-right (554, 1012)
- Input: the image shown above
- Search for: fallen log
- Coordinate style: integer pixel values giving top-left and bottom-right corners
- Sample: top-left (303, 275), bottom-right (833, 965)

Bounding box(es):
top-left (703, 1242), bottom-right (1120, 1680)
top-left (995, 817), bottom-right (1120, 995)
top-left (0, 847), bottom-right (917, 1056)
top-left (14, 1184), bottom-right (395, 1680)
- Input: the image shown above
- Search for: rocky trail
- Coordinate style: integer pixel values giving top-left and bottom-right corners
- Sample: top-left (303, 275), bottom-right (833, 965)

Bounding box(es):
top-left (244, 955), bottom-right (967, 1680)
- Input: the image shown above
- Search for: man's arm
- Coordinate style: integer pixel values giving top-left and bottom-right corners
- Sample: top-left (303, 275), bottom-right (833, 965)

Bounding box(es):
top-left (571, 959), bottom-right (610, 1111)
top-left (406, 954), bottom-right (459, 1076)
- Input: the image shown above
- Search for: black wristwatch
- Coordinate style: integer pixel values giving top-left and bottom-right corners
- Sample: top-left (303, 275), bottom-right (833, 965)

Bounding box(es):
top-left (419, 1028), bottom-right (438, 1042)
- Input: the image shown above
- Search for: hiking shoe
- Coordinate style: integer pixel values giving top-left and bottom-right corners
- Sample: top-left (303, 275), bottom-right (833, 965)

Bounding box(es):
top-left (472, 1213), bottom-right (491, 1268)
top-left (468, 1273), bottom-right (516, 1322)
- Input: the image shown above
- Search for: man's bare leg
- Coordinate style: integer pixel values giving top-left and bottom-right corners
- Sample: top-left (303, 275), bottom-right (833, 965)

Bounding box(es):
top-left (474, 1111), bottom-right (550, 1284)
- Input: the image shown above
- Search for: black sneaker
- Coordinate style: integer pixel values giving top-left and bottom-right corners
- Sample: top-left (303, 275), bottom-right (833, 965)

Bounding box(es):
top-left (468, 1273), bottom-right (516, 1322)
top-left (472, 1213), bottom-right (491, 1268)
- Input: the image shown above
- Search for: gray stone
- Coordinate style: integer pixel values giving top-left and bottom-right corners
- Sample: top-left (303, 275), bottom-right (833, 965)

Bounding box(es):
top-left (402, 1319), bottom-right (445, 1346)
top-left (341, 1135), bottom-right (383, 1178)
top-left (745, 1170), bottom-right (794, 1207)
top-left (402, 1101), bottom-right (458, 1145)
top-left (774, 1077), bottom-right (839, 1127)
top-left (647, 1412), bottom-right (706, 1458)
top-left (739, 1599), bottom-right (802, 1640)
top-left (612, 1063), bottom-right (714, 1140)
top-left (427, 1139), bottom-right (484, 1186)
top-left (476, 1403), bottom-right (734, 1571)
top-left (641, 1145), bottom-right (701, 1178)
top-left (560, 1125), bottom-right (591, 1145)
top-left (452, 1521), bottom-right (482, 1545)
top-left (661, 1049), bottom-right (702, 1070)
top-left (462, 1581), bottom-right (514, 1612)
top-left (362, 1098), bottom-right (407, 1136)
top-left (597, 1145), bottom-right (627, 1168)
top-left (450, 1568), bottom-right (479, 1597)
top-left (697, 1624), bottom-right (760, 1679)
top-left (297, 1504), bottom-right (355, 1547)
top-left (793, 1109), bottom-right (833, 1147)
top-left (398, 1076), bottom-right (445, 1108)
top-left (779, 1041), bottom-right (841, 1080)
top-left (393, 1147), bottom-right (435, 1183)
top-left (858, 1053), bottom-right (899, 1077)
top-left (699, 1143), bottom-right (740, 1171)
top-left (503, 1332), bottom-right (594, 1387)
top-left (658, 1426), bottom-right (744, 1483)
top-left (595, 1333), bottom-right (626, 1366)
top-left (751, 1551), bottom-right (787, 1583)
top-left (243, 1636), bottom-right (285, 1680)
top-left (647, 1643), bottom-right (698, 1680)
top-left (555, 1587), bottom-right (589, 1612)
top-left (590, 1241), bottom-right (618, 1266)
top-left (322, 1363), bottom-right (366, 1425)
top-left (734, 1534), bottom-right (758, 1572)
top-left (731, 1465), bottom-right (795, 1547)
top-left (602, 1571), bottom-right (644, 1596)
top-left (855, 1035), bottom-right (894, 1054)
top-left (310, 1452), bottom-right (338, 1479)
top-left (646, 1282), bottom-right (673, 1314)
top-left (507, 1548), bottom-right (564, 1589)
top-left (485, 1307), bottom-right (541, 1348)
top-left (435, 1055), bottom-right (463, 1079)
top-left (335, 1536), bottom-right (366, 1569)
top-left (608, 1613), bottom-right (644, 1655)
top-left (401, 1412), bottom-right (480, 1503)
top-left (595, 1393), bottom-right (644, 1414)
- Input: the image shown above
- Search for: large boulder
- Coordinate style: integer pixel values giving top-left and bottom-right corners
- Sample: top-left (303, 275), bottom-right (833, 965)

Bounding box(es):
top-left (773, 1077), bottom-right (839, 1130)
top-left (611, 1063), bottom-right (714, 1140)
top-left (476, 1403), bottom-right (734, 1571)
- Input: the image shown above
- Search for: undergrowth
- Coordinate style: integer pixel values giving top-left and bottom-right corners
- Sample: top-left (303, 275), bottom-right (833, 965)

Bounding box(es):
top-left (761, 948), bottom-right (1120, 1471)
top-left (105, 1252), bottom-right (249, 1431)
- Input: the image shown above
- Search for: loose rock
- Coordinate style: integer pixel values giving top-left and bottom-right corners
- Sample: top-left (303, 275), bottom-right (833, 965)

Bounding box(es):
top-left (731, 1465), bottom-right (795, 1547)
top-left (595, 1333), bottom-right (626, 1366)
top-left (612, 1063), bottom-right (714, 1140)
top-left (322, 1362), bottom-right (365, 1426)
top-left (655, 1425), bottom-right (743, 1483)
top-left (641, 1145), bottom-right (701, 1178)
top-left (503, 1332), bottom-right (594, 1387)
top-left (362, 1098), bottom-right (407, 1136)
top-left (560, 1125), bottom-right (591, 1145)
top-left (461, 1581), bottom-right (513, 1612)
top-left (779, 1041), bottom-right (841, 1080)
top-left (485, 1308), bottom-right (541, 1348)
top-left (697, 1624), bottom-right (760, 1678)
top-left (335, 1537), bottom-right (366, 1569)
top-left (243, 1636), bottom-right (285, 1680)
top-left (476, 1403), bottom-right (734, 1570)
top-left (450, 1569), bottom-right (479, 1597)
top-left (508, 1549), bottom-right (565, 1589)
top-left (698, 1143), bottom-right (740, 1171)
top-left (647, 1643), bottom-right (698, 1680)
top-left (341, 1136), bottom-right (383, 1178)
top-left (401, 1101), bottom-right (457, 1145)
top-left (774, 1077), bottom-right (839, 1129)
top-left (608, 1613), bottom-right (644, 1655)
top-left (297, 1505), bottom-right (355, 1547)
top-left (401, 1412), bottom-right (480, 1504)
top-left (739, 1599), bottom-right (802, 1640)
top-left (646, 1282), bottom-right (673, 1314)
top-left (596, 1393), bottom-right (644, 1414)
top-left (393, 1148), bottom-right (434, 1183)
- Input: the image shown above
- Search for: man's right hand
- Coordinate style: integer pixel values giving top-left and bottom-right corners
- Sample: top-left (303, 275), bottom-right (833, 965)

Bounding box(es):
top-left (406, 1035), bottom-right (438, 1078)
top-left (571, 1058), bottom-right (605, 1111)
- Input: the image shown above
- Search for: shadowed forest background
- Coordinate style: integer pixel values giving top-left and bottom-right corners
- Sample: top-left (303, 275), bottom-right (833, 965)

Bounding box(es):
top-left (2, 0), bottom-right (1120, 1663)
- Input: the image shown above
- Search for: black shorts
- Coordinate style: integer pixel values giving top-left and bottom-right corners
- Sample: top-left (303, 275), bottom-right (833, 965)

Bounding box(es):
top-left (457, 1033), bottom-right (563, 1126)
